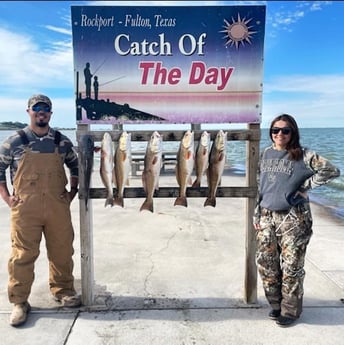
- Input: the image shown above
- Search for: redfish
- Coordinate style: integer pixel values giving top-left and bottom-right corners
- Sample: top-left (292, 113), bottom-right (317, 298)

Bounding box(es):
top-left (174, 130), bottom-right (195, 207)
top-left (204, 130), bottom-right (227, 207)
top-left (114, 131), bottom-right (131, 207)
top-left (79, 134), bottom-right (94, 210)
top-left (192, 131), bottom-right (210, 188)
top-left (100, 132), bottom-right (114, 207)
top-left (140, 131), bottom-right (163, 212)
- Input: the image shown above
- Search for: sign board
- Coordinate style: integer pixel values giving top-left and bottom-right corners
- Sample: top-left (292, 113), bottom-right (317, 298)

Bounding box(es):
top-left (71, 5), bottom-right (266, 124)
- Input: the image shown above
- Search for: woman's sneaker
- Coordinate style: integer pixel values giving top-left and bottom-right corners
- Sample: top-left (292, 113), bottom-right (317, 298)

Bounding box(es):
top-left (276, 315), bottom-right (298, 327)
top-left (268, 309), bottom-right (281, 320)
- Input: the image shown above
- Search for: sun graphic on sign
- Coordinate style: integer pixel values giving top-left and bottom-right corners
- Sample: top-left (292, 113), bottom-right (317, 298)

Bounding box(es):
top-left (220, 13), bottom-right (257, 49)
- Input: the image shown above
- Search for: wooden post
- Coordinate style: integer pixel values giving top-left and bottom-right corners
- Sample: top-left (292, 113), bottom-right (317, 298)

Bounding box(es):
top-left (76, 125), bottom-right (260, 306)
top-left (77, 124), bottom-right (94, 306)
top-left (191, 123), bottom-right (201, 131)
top-left (244, 123), bottom-right (260, 304)
top-left (113, 123), bottom-right (123, 131)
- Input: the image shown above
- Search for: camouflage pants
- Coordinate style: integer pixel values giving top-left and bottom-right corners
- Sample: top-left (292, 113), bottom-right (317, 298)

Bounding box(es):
top-left (256, 204), bottom-right (313, 319)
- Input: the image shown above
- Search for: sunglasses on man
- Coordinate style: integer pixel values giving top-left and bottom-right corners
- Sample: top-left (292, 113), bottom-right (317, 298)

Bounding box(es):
top-left (31, 105), bottom-right (51, 112)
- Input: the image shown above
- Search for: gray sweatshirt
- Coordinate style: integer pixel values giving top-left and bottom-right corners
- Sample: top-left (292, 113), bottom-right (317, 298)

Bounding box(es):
top-left (253, 145), bottom-right (340, 221)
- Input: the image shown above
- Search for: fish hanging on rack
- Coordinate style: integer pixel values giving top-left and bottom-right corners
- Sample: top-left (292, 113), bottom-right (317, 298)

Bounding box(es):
top-left (100, 132), bottom-right (115, 207)
top-left (79, 134), bottom-right (94, 210)
top-left (114, 131), bottom-right (132, 207)
top-left (140, 131), bottom-right (163, 212)
top-left (204, 130), bottom-right (228, 207)
top-left (174, 130), bottom-right (195, 207)
top-left (192, 130), bottom-right (210, 188)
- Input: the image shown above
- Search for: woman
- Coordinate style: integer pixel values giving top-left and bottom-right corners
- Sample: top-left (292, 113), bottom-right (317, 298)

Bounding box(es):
top-left (253, 114), bottom-right (340, 327)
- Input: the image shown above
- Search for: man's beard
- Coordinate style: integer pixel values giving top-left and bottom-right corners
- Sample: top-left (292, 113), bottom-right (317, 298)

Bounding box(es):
top-left (36, 121), bottom-right (48, 128)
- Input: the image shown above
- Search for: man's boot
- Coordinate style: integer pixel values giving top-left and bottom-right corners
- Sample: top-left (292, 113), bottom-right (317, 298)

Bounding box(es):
top-left (9, 302), bottom-right (31, 327)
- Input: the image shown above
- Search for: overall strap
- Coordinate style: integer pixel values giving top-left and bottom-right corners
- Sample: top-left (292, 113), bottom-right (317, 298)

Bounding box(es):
top-left (54, 130), bottom-right (62, 146)
top-left (17, 129), bottom-right (62, 147)
top-left (17, 129), bottom-right (29, 145)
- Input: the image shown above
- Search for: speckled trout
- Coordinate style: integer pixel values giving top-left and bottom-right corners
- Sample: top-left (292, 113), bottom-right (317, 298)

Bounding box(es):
top-left (204, 130), bottom-right (227, 207)
top-left (114, 131), bottom-right (131, 207)
top-left (174, 130), bottom-right (195, 207)
top-left (100, 132), bottom-right (114, 207)
top-left (140, 131), bottom-right (163, 212)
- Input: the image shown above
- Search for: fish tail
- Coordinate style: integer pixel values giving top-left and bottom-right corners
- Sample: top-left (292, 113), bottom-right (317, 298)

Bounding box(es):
top-left (191, 179), bottom-right (201, 188)
top-left (104, 196), bottom-right (114, 207)
top-left (204, 197), bottom-right (216, 207)
top-left (140, 199), bottom-right (154, 213)
top-left (174, 196), bottom-right (188, 207)
top-left (113, 196), bottom-right (124, 208)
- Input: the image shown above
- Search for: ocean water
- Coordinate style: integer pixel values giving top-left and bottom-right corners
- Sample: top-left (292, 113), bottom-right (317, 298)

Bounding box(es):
top-left (227, 128), bottom-right (344, 220)
top-left (1, 127), bottom-right (343, 220)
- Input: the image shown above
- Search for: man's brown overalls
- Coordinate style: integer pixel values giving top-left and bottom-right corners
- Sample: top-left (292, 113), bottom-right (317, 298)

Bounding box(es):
top-left (8, 132), bottom-right (76, 303)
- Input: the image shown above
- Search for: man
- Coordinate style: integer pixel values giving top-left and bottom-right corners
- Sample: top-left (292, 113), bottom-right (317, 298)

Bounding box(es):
top-left (0, 94), bottom-right (81, 327)
top-left (84, 62), bottom-right (92, 98)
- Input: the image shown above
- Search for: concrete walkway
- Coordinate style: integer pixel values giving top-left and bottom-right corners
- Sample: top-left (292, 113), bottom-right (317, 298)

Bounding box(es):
top-left (0, 174), bottom-right (343, 344)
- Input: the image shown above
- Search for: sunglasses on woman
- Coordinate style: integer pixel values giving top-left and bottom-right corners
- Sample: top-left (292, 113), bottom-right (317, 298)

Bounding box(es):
top-left (271, 127), bottom-right (292, 135)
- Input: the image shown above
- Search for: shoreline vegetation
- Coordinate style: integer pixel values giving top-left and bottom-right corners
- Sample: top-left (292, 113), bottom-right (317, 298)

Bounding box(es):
top-left (0, 121), bottom-right (27, 130)
top-left (0, 121), bottom-right (75, 131)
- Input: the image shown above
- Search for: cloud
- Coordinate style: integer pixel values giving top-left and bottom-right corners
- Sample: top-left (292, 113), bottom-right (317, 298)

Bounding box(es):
top-left (267, 1), bottom-right (332, 34)
top-left (272, 10), bottom-right (304, 28)
top-left (44, 25), bottom-right (72, 36)
top-left (262, 74), bottom-right (344, 127)
top-left (264, 74), bottom-right (344, 95)
top-left (303, 1), bottom-right (332, 12)
top-left (0, 19), bottom-right (74, 127)
top-left (262, 97), bottom-right (341, 128)
top-left (0, 27), bottom-right (73, 95)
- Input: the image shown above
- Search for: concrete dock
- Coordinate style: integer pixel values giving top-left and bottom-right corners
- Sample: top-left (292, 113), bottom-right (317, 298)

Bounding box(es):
top-left (0, 174), bottom-right (343, 344)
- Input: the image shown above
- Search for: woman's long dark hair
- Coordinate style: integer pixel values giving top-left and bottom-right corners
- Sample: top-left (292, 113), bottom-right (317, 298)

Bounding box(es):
top-left (269, 114), bottom-right (303, 161)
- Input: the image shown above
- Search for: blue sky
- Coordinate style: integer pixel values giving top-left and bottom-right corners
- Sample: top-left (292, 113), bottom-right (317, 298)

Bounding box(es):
top-left (0, 1), bottom-right (343, 128)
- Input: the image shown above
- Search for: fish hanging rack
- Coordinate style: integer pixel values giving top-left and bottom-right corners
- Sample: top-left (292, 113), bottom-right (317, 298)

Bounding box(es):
top-left (76, 123), bottom-right (260, 308)
top-left (76, 127), bottom-right (260, 200)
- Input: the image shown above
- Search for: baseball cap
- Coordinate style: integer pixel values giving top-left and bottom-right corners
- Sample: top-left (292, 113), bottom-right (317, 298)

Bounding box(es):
top-left (28, 94), bottom-right (52, 108)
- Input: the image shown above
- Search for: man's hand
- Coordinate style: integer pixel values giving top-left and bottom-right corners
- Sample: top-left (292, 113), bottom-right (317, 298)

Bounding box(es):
top-left (7, 195), bottom-right (23, 208)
